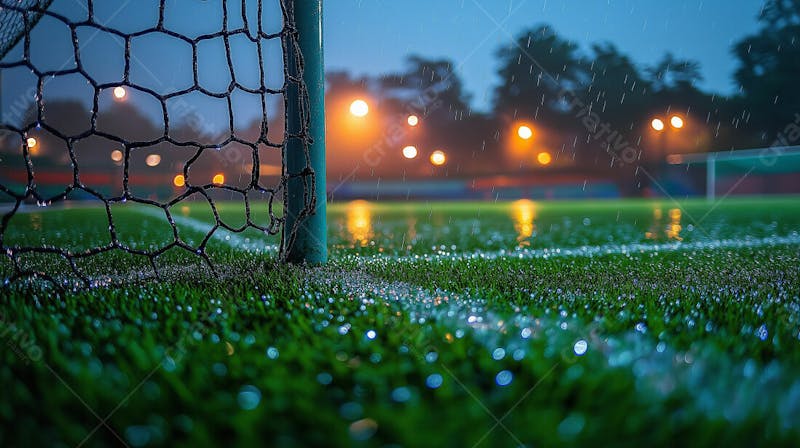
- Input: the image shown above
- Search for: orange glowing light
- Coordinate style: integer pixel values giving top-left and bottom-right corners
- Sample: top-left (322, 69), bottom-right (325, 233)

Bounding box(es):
top-left (517, 125), bottom-right (533, 140)
top-left (113, 86), bottom-right (127, 99)
top-left (173, 174), bottom-right (186, 187)
top-left (145, 154), bottom-right (161, 167)
top-left (26, 137), bottom-right (37, 148)
top-left (670, 115), bottom-right (684, 129)
top-left (430, 150), bottom-right (446, 166)
top-left (537, 151), bottom-right (552, 166)
top-left (511, 199), bottom-right (536, 244)
top-left (346, 200), bottom-right (373, 246)
top-left (407, 115), bottom-right (419, 126)
top-left (651, 118), bottom-right (665, 131)
top-left (349, 99), bottom-right (369, 117)
top-left (212, 173), bottom-right (225, 185)
top-left (666, 154), bottom-right (683, 165)
top-left (402, 145), bottom-right (418, 159)
top-left (110, 149), bottom-right (123, 163)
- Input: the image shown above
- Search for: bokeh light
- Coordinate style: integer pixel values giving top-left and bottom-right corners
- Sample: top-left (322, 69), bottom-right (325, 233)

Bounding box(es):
top-left (110, 149), bottom-right (123, 163)
top-left (670, 115), bottom-right (684, 129)
top-left (26, 137), bottom-right (37, 148)
top-left (517, 125), bottom-right (533, 140)
top-left (349, 99), bottom-right (369, 117)
top-left (173, 174), bottom-right (185, 187)
top-left (402, 145), bottom-right (418, 159)
top-left (145, 154), bottom-right (161, 167)
top-left (430, 150), bottom-right (446, 166)
top-left (113, 86), bottom-right (127, 100)
top-left (537, 151), bottom-right (552, 166)
top-left (346, 200), bottom-right (373, 246)
top-left (407, 115), bottom-right (419, 126)
top-left (212, 173), bottom-right (225, 185)
top-left (651, 118), bottom-right (665, 131)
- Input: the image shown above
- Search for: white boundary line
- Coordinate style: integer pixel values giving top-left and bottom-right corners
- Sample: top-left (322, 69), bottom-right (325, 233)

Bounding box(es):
top-left (135, 206), bottom-right (279, 254)
top-left (351, 233), bottom-right (800, 265)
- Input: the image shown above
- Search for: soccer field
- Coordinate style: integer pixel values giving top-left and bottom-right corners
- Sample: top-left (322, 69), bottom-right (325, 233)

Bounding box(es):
top-left (2, 197), bottom-right (800, 447)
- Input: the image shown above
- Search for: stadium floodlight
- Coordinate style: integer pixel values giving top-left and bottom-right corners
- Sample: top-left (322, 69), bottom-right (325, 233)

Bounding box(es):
top-left (517, 125), bottom-right (533, 140)
top-left (402, 146), bottom-right (418, 159)
top-left (651, 118), bottom-right (665, 132)
top-left (349, 99), bottom-right (370, 118)
top-left (0, 0), bottom-right (328, 286)
top-left (668, 146), bottom-right (800, 200)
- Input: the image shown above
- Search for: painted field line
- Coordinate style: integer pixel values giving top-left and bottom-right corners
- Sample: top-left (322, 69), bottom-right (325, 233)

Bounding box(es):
top-left (352, 233), bottom-right (800, 265)
top-left (135, 206), bottom-right (279, 254)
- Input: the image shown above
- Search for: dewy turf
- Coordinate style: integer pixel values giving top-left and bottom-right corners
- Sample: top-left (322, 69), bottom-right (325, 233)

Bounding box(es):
top-left (1, 197), bottom-right (799, 447)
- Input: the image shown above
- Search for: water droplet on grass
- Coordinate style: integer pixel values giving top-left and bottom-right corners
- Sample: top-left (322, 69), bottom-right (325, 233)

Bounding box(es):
top-left (573, 339), bottom-right (588, 356)
top-left (425, 351), bottom-right (438, 363)
top-left (426, 373), bottom-right (443, 389)
top-left (492, 347), bottom-right (506, 360)
top-left (756, 324), bottom-right (769, 341)
top-left (558, 413), bottom-right (585, 438)
top-left (317, 372), bottom-right (332, 385)
top-left (212, 363), bottom-right (227, 376)
top-left (495, 370), bottom-right (513, 386)
top-left (349, 418), bottom-right (378, 441)
top-left (237, 385), bottom-right (261, 410)
top-left (340, 402), bottom-right (363, 420)
top-left (125, 426), bottom-right (152, 447)
top-left (391, 387), bottom-right (411, 403)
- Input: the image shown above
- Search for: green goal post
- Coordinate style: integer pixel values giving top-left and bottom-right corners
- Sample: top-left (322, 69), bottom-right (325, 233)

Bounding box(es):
top-left (285, 0), bottom-right (328, 264)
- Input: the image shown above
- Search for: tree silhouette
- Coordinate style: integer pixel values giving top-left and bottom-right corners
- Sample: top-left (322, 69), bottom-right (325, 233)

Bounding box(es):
top-left (647, 53), bottom-right (704, 94)
top-left (732, 0), bottom-right (800, 143)
top-left (493, 25), bottom-right (588, 127)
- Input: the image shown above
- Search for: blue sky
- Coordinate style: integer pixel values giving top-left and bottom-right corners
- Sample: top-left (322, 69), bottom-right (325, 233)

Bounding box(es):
top-left (1, 0), bottom-right (766, 128)
top-left (326, 0), bottom-right (765, 111)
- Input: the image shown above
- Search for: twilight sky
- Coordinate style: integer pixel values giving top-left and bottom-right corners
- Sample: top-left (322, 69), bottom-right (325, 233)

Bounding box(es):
top-left (325, 0), bottom-right (765, 111)
top-left (0, 0), bottom-right (767, 129)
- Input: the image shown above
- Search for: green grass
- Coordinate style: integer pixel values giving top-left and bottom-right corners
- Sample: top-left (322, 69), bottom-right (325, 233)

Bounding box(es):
top-left (1, 197), bottom-right (799, 447)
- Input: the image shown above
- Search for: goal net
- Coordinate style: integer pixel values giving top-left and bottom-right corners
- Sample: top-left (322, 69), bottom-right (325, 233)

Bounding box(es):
top-left (0, 0), bottom-right (326, 288)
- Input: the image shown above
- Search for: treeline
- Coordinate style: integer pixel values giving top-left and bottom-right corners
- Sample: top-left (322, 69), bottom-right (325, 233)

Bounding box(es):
top-left (325, 0), bottom-right (800, 180)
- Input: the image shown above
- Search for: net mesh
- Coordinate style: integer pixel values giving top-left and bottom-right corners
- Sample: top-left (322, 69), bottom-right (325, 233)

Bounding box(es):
top-left (0, 0), bottom-right (53, 59)
top-left (0, 0), bottom-right (316, 288)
